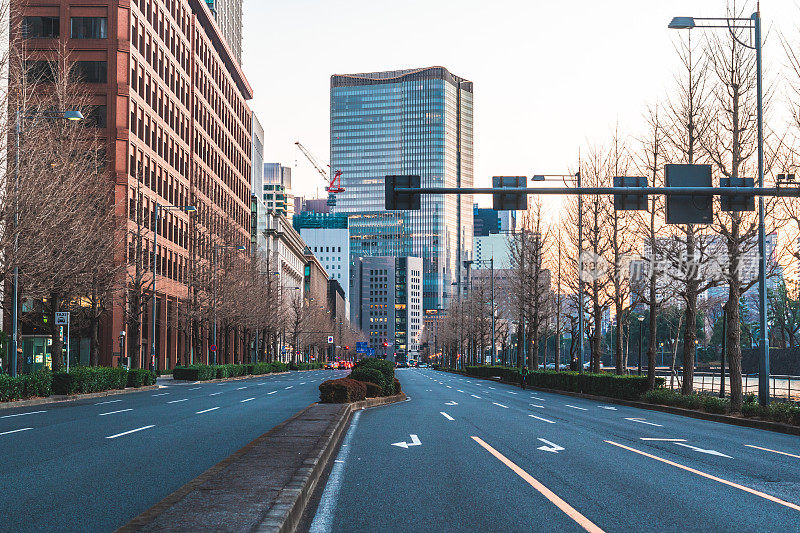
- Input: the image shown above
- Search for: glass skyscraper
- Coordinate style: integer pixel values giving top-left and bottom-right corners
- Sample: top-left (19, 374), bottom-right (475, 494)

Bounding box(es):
top-left (330, 67), bottom-right (474, 312)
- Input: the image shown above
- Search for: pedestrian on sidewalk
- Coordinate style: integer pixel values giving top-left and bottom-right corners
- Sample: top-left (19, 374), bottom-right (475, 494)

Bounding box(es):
top-left (521, 366), bottom-right (529, 389)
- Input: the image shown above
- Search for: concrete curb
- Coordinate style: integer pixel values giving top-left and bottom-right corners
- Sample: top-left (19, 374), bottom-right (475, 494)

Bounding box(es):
top-left (0, 385), bottom-right (160, 410)
top-left (439, 369), bottom-right (800, 437)
top-left (115, 392), bottom-right (406, 533)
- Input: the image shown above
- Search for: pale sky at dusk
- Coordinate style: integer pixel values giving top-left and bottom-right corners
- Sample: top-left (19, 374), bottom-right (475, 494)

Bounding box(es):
top-left (242, 1), bottom-right (799, 205)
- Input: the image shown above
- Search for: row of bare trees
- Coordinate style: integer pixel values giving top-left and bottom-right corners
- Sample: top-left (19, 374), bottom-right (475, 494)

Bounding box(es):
top-left (436, 1), bottom-right (800, 410)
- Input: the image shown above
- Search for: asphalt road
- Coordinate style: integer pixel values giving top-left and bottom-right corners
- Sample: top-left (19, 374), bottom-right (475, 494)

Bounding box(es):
top-left (0, 369), bottom-right (348, 533)
top-left (308, 368), bottom-right (800, 533)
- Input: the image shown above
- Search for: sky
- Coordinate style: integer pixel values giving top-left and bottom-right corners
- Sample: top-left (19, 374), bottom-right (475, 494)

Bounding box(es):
top-left (241, 0), bottom-right (799, 206)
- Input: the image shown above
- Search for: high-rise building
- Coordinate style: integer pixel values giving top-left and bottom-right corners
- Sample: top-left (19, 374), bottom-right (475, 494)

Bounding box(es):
top-left (263, 163), bottom-right (294, 221)
top-left (205, 0), bottom-right (242, 65)
top-left (474, 205), bottom-right (517, 236)
top-left (13, 0), bottom-right (254, 369)
top-left (351, 256), bottom-right (423, 361)
top-left (330, 66), bottom-right (474, 312)
top-left (251, 115), bottom-right (266, 251)
top-left (293, 213), bottom-right (351, 301)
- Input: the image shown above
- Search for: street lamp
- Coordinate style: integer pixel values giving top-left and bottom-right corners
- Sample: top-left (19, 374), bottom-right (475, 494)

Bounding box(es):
top-left (150, 203), bottom-right (196, 371)
top-left (669, 6), bottom-right (769, 407)
top-left (637, 315), bottom-right (644, 376)
top-left (10, 108), bottom-right (84, 377)
top-left (211, 243), bottom-right (245, 365)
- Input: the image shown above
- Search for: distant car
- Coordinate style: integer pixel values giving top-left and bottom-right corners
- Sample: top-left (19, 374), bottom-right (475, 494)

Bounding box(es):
top-left (582, 361), bottom-right (604, 371)
top-left (396, 361), bottom-right (409, 368)
top-left (418, 363), bottom-right (429, 368)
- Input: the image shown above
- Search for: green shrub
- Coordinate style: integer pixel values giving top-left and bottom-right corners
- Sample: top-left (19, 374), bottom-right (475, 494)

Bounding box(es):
top-left (127, 368), bottom-right (157, 388)
top-left (319, 378), bottom-right (366, 403)
top-left (173, 365), bottom-right (217, 381)
top-left (295, 362), bottom-right (323, 371)
top-left (393, 377), bottom-right (401, 395)
top-left (767, 401), bottom-right (794, 423)
top-left (700, 395), bottom-right (729, 414)
top-left (19, 370), bottom-right (53, 399)
top-left (157, 369), bottom-right (173, 376)
top-left (0, 374), bottom-right (25, 401)
top-left (350, 367), bottom-right (384, 388)
top-left (741, 401), bottom-right (765, 418)
top-left (363, 381), bottom-right (382, 397)
top-left (355, 358), bottom-right (395, 394)
top-left (52, 366), bottom-right (128, 395)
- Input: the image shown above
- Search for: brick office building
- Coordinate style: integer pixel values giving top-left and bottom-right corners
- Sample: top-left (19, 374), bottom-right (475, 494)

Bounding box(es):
top-left (13, 0), bottom-right (253, 369)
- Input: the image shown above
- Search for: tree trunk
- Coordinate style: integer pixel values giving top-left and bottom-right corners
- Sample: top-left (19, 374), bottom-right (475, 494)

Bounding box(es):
top-left (128, 290), bottom-right (142, 369)
top-left (726, 286), bottom-right (743, 411)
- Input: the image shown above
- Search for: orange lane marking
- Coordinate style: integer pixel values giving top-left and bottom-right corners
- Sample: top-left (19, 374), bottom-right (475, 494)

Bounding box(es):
top-left (745, 444), bottom-right (800, 460)
top-left (606, 440), bottom-right (800, 512)
top-left (471, 436), bottom-right (605, 533)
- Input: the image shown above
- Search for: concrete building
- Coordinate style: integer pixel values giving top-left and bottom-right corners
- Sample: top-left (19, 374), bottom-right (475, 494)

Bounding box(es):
top-left (303, 253), bottom-right (330, 314)
top-left (473, 234), bottom-right (513, 270)
top-left (474, 205), bottom-right (517, 236)
top-left (14, 0), bottom-right (254, 369)
top-left (330, 66), bottom-right (474, 312)
top-left (293, 213), bottom-right (350, 302)
top-left (204, 0), bottom-right (242, 65)
top-left (263, 212), bottom-right (305, 297)
top-left (351, 256), bottom-right (423, 362)
top-left (263, 163), bottom-right (294, 221)
top-left (295, 197), bottom-right (330, 215)
top-left (251, 115), bottom-right (266, 252)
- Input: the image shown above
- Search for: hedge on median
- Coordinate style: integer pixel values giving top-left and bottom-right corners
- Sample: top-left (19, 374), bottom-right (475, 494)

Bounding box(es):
top-left (354, 358), bottom-right (395, 395)
top-left (172, 361), bottom-right (291, 382)
top-left (319, 377), bottom-right (367, 403)
top-left (642, 388), bottom-right (800, 425)
top-left (462, 365), bottom-right (663, 400)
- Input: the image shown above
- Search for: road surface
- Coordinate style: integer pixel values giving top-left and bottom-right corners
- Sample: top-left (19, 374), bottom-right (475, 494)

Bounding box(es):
top-left (309, 368), bottom-right (800, 532)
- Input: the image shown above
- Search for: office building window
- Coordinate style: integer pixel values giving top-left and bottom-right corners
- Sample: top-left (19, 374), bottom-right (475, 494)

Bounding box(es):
top-left (72, 61), bottom-right (107, 83)
top-left (25, 61), bottom-right (56, 83)
top-left (71, 17), bottom-right (108, 39)
top-left (23, 16), bottom-right (59, 38)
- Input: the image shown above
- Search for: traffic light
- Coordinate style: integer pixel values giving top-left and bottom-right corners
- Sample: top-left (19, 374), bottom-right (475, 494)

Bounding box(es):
top-left (720, 177), bottom-right (755, 212)
top-left (665, 164), bottom-right (713, 224)
top-left (385, 175), bottom-right (421, 210)
top-left (613, 176), bottom-right (648, 211)
top-left (492, 176), bottom-right (527, 211)
top-left (383, 342), bottom-right (388, 347)
top-left (344, 346), bottom-right (350, 350)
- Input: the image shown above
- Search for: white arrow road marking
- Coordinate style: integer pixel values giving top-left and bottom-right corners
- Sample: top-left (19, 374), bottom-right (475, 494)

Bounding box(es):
top-left (625, 417), bottom-right (663, 427)
top-left (440, 412), bottom-right (455, 421)
top-left (529, 414), bottom-right (556, 424)
top-left (640, 438), bottom-right (686, 442)
top-left (565, 404), bottom-right (588, 411)
top-left (598, 406), bottom-right (617, 410)
top-left (675, 443), bottom-right (732, 458)
top-left (745, 444), bottom-right (800, 459)
top-left (493, 402), bottom-right (509, 408)
top-left (445, 401), bottom-right (458, 406)
top-left (99, 409), bottom-right (133, 416)
top-left (391, 434), bottom-right (422, 449)
top-left (0, 428), bottom-right (32, 436)
top-left (106, 425), bottom-right (154, 439)
top-left (0, 410), bottom-right (46, 419)
top-left (529, 404), bottom-right (545, 408)
top-left (537, 439), bottom-right (565, 453)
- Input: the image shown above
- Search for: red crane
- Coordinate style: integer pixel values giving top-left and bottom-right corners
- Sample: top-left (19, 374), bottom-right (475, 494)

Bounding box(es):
top-left (294, 141), bottom-right (345, 206)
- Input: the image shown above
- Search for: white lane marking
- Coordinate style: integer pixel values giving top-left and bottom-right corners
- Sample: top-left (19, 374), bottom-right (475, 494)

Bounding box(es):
top-left (152, 392), bottom-right (169, 397)
top-left (530, 396), bottom-right (545, 401)
top-left (456, 389), bottom-right (464, 393)
top-left (565, 404), bottom-right (588, 411)
top-left (445, 401), bottom-right (458, 406)
top-left (167, 399), bottom-right (188, 404)
top-left (95, 400), bottom-right (122, 406)
top-left (310, 410), bottom-right (361, 532)
top-left (508, 391), bottom-right (518, 395)
top-left (0, 427), bottom-right (33, 436)
top-left (446, 385), bottom-right (452, 388)
top-left (598, 406), bottom-right (617, 410)
top-left (0, 410), bottom-right (46, 419)
top-left (240, 397), bottom-right (256, 403)
top-left (529, 414), bottom-right (556, 424)
top-left (99, 409), bottom-right (133, 416)
top-left (267, 391), bottom-right (278, 395)
top-left (236, 387), bottom-right (247, 390)
top-left (209, 392), bottom-right (223, 396)
top-left (300, 382), bottom-right (307, 385)
top-left (745, 444), bottom-right (800, 459)
top-left (391, 434), bottom-right (422, 449)
top-left (640, 438), bottom-right (686, 442)
top-left (625, 417), bottom-right (663, 427)
top-left (196, 407), bottom-right (220, 414)
top-left (285, 386), bottom-right (293, 390)
top-left (257, 383), bottom-right (267, 386)
top-left (675, 442), bottom-right (732, 458)
top-left (488, 386), bottom-right (496, 390)
top-left (537, 438), bottom-right (565, 453)
top-left (530, 404), bottom-right (545, 408)
top-left (440, 412), bottom-right (455, 421)
top-left (492, 402), bottom-right (509, 409)
top-left (106, 425), bottom-right (155, 439)
top-left (471, 394), bottom-right (482, 399)
top-left (188, 387), bottom-right (201, 391)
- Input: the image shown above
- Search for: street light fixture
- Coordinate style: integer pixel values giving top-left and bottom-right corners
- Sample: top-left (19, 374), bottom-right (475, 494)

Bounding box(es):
top-left (10, 108), bottom-right (83, 377)
top-left (149, 203), bottom-right (196, 371)
top-left (669, 7), bottom-right (770, 406)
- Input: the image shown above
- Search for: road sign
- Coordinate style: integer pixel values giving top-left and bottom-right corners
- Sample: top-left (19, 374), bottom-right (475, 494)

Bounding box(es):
top-left (327, 335), bottom-right (334, 344)
top-left (492, 176), bottom-right (528, 211)
top-left (55, 312), bottom-right (69, 325)
top-left (210, 345), bottom-right (217, 352)
top-left (665, 164), bottom-right (713, 224)
top-left (356, 342), bottom-right (368, 353)
top-left (367, 348), bottom-right (375, 356)
top-left (385, 175), bottom-right (421, 210)
top-left (613, 176), bottom-right (648, 210)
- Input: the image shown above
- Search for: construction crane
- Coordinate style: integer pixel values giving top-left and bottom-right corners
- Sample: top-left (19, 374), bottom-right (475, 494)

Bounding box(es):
top-left (294, 141), bottom-right (345, 207)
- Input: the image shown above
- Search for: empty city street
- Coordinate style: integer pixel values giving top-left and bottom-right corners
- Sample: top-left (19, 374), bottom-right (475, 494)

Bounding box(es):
top-left (0, 370), bottom-right (346, 533)
top-left (309, 369), bottom-right (800, 532)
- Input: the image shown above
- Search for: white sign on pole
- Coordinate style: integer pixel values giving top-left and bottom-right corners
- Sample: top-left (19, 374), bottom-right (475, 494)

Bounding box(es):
top-left (327, 335), bottom-right (334, 344)
top-left (55, 312), bottom-right (70, 371)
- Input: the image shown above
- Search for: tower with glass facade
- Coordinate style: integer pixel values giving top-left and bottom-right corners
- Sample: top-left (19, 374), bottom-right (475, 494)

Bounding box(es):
top-left (330, 66), bottom-right (474, 312)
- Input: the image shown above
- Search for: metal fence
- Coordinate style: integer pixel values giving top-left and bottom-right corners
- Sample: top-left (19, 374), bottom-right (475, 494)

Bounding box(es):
top-left (656, 371), bottom-right (800, 403)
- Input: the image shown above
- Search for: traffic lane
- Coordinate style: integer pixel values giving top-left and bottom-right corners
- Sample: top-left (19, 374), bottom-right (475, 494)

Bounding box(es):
top-left (0, 370), bottom-right (348, 473)
top-left (1, 371), bottom-right (347, 533)
top-left (443, 386), bottom-right (800, 531)
top-left (319, 372), bottom-right (586, 533)
top-left (420, 369), bottom-right (800, 487)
